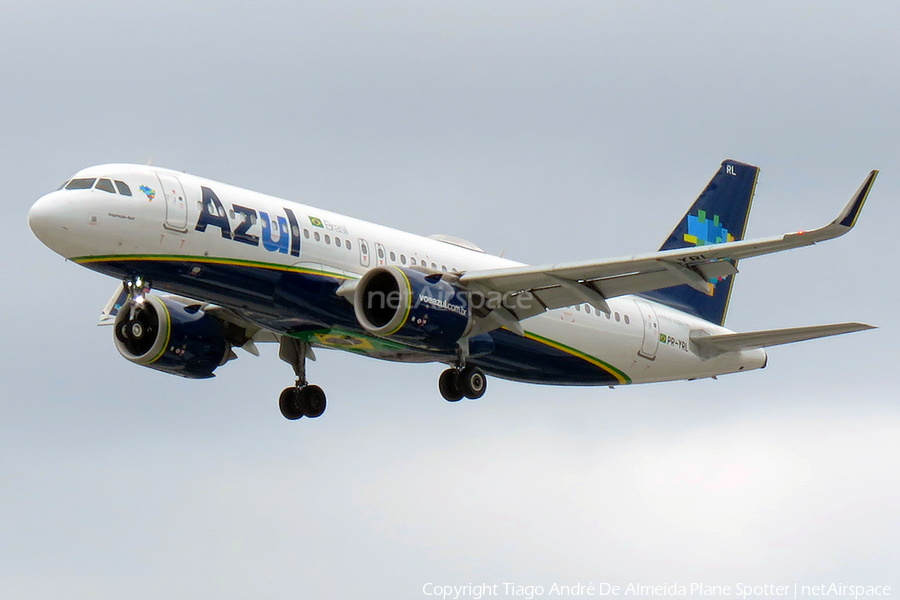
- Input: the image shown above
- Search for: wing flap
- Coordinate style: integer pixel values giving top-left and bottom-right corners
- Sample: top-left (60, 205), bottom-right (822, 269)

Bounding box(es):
top-left (690, 322), bottom-right (875, 357)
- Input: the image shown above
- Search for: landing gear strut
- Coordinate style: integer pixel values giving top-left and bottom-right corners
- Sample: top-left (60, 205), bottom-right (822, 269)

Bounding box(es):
top-left (115, 274), bottom-right (155, 353)
top-left (278, 338), bottom-right (327, 420)
top-left (439, 364), bottom-right (487, 402)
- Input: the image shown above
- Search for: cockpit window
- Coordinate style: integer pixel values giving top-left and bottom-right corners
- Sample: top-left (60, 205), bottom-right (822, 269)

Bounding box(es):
top-left (114, 180), bottom-right (132, 196)
top-left (65, 178), bottom-right (96, 190)
top-left (95, 178), bottom-right (116, 193)
top-left (57, 180), bottom-right (70, 190)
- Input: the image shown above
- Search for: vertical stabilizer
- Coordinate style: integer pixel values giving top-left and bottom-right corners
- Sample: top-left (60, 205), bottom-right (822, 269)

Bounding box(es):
top-left (640, 159), bottom-right (759, 326)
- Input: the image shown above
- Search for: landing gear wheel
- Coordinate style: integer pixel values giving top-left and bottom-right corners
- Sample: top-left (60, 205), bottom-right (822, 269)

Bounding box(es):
top-left (278, 339), bottom-right (327, 420)
top-left (299, 385), bottom-right (327, 418)
top-left (439, 368), bottom-right (465, 402)
top-left (279, 387), bottom-right (304, 420)
top-left (279, 385), bottom-right (327, 420)
top-left (460, 365), bottom-right (487, 400)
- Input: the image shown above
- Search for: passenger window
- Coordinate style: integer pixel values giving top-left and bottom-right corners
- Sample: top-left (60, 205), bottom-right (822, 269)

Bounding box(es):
top-left (114, 180), bottom-right (132, 196)
top-left (585, 305), bottom-right (592, 315)
top-left (360, 243), bottom-right (368, 254)
top-left (575, 305), bottom-right (581, 312)
top-left (624, 315), bottom-right (630, 325)
top-left (66, 178), bottom-right (96, 190)
top-left (390, 251), bottom-right (396, 262)
top-left (303, 229), bottom-right (310, 239)
top-left (431, 262), bottom-right (437, 269)
top-left (441, 265), bottom-right (447, 272)
top-left (400, 254), bottom-right (407, 264)
top-left (377, 247), bottom-right (385, 259)
top-left (324, 234), bottom-right (331, 244)
top-left (314, 232), bottom-right (320, 242)
top-left (335, 237), bottom-right (342, 248)
top-left (615, 312), bottom-right (620, 322)
top-left (346, 240), bottom-right (352, 251)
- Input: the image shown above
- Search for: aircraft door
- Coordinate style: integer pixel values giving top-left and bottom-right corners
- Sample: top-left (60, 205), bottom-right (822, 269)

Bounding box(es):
top-left (634, 299), bottom-right (660, 360)
top-left (374, 242), bottom-right (387, 266)
top-left (358, 239), bottom-right (370, 267)
top-left (157, 173), bottom-right (188, 233)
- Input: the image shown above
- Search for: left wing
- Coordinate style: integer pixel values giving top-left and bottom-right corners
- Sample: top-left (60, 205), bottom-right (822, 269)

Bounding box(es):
top-left (458, 170), bottom-right (877, 328)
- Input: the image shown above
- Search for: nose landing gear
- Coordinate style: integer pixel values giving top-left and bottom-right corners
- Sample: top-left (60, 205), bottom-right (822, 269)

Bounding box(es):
top-left (278, 337), bottom-right (327, 420)
top-left (439, 364), bottom-right (487, 402)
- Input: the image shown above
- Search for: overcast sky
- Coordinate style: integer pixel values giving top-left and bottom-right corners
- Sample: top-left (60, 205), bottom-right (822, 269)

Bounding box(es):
top-left (2, 1), bottom-right (898, 598)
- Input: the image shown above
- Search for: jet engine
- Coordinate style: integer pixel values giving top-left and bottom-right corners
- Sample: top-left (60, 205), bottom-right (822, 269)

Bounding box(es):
top-left (113, 295), bottom-right (231, 379)
top-left (353, 267), bottom-right (471, 349)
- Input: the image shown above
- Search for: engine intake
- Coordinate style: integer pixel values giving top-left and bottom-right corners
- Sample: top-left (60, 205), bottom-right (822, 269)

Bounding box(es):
top-left (114, 296), bottom-right (230, 379)
top-left (354, 267), bottom-right (470, 349)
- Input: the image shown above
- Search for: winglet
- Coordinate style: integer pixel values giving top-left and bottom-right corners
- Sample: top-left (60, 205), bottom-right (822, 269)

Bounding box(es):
top-left (787, 169), bottom-right (878, 245)
top-left (834, 170), bottom-right (878, 230)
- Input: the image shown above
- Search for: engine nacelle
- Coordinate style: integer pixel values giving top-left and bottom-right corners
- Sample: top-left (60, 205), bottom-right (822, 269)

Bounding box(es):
top-left (114, 296), bottom-right (230, 379)
top-left (353, 267), bottom-right (471, 350)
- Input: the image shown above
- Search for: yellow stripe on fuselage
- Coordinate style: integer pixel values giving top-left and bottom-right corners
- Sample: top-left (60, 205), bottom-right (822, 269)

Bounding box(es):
top-left (72, 254), bottom-right (351, 280)
top-left (523, 330), bottom-right (631, 384)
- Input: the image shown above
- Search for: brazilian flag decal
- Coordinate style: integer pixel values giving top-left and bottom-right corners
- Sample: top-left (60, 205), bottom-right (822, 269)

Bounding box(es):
top-left (308, 216), bottom-right (324, 228)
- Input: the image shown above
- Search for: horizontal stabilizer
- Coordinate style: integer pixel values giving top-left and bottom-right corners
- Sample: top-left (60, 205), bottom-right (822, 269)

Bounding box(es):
top-left (691, 322), bottom-right (875, 357)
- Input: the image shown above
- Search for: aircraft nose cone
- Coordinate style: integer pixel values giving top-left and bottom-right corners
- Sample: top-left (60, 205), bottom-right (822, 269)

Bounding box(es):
top-left (29, 193), bottom-right (55, 241)
top-left (28, 192), bottom-right (69, 251)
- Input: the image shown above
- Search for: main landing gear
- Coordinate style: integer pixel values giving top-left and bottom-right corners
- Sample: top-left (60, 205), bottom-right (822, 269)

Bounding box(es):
top-left (439, 364), bottom-right (487, 402)
top-left (278, 338), bottom-right (326, 420)
top-left (278, 385), bottom-right (326, 420)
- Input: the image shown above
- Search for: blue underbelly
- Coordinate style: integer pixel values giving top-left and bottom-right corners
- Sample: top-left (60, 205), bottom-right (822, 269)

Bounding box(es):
top-left (77, 256), bottom-right (627, 386)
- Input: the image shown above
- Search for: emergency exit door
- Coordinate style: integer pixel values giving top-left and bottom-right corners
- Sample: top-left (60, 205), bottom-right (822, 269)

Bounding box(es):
top-left (634, 299), bottom-right (660, 360)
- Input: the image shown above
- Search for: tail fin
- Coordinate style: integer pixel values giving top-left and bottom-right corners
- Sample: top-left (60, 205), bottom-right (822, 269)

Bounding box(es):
top-left (640, 159), bottom-right (760, 326)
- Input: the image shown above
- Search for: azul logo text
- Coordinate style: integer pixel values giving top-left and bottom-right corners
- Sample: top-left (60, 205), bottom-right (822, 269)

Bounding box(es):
top-left (194, 187), bottom-right (301, 256)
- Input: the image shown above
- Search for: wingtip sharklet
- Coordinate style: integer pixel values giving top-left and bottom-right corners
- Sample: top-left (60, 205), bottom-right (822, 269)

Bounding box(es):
top-left (835, 169), bottom-right (878, 229)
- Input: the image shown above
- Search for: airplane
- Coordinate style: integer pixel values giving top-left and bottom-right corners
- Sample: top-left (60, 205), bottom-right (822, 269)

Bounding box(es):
top-left (28, 160), bottom-right (877, 420)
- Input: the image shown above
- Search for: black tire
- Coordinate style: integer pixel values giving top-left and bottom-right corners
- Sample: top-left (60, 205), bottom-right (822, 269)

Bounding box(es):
top-left (439, 368), bottom-right (465, 402)
top-left (279, 387), bottom-right (304, 420)
top-left (460, 366), bottom-right (487, 400)
top-left (299, 385), bottom-right (327, 418)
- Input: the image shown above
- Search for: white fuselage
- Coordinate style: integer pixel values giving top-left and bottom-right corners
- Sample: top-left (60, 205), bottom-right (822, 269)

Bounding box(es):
top-left (28, 163), bottom-right (767, 386)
